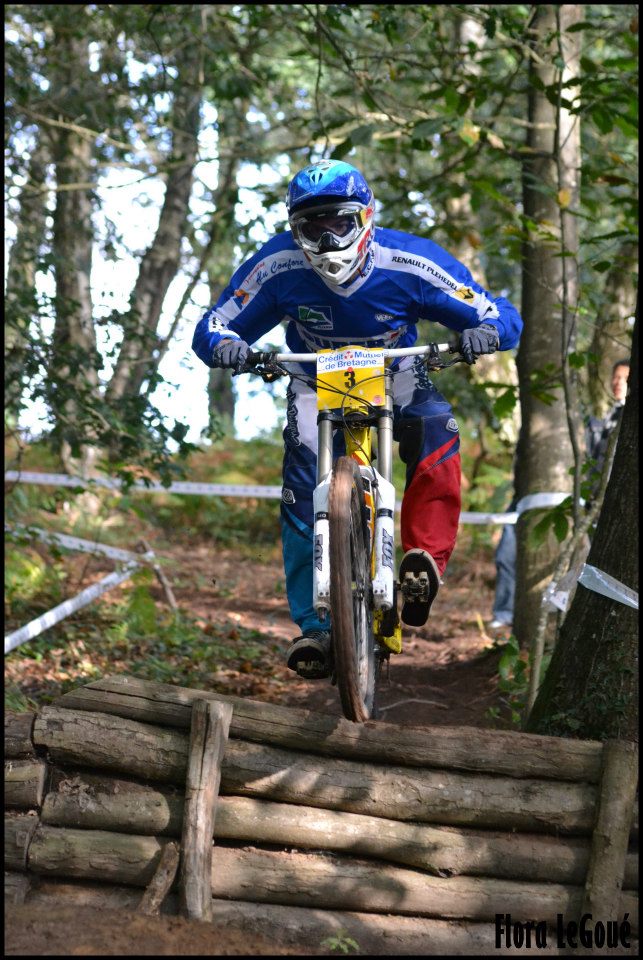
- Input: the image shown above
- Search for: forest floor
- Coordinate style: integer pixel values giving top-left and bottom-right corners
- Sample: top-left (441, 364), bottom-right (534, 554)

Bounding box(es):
top-left (6, 533), bottom-right (518, 957)
top-left (168, 540), bottom-right (514, 728)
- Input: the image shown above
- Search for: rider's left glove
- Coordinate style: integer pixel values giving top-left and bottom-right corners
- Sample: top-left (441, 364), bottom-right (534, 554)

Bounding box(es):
top-left (460, 323), bottom-right (500, 365)
top-left (212, 337), bottom-right (250, 373)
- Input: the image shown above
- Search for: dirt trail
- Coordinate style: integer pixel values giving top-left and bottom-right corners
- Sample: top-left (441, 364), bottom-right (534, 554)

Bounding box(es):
top-left (170, 541), bottom-right (509, 729)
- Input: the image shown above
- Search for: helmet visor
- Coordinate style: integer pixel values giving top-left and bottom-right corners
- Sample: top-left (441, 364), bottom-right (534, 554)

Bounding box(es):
top-left (290, 202), bottom-right (368, 254)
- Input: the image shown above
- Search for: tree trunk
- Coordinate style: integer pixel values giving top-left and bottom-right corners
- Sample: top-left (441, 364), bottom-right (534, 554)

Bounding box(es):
top-left (106, 45), bottom-right (202, 402)
top-left (5, 130), bottom-right (51, 421)
top-left (526, 312), bottom-right (638, 740)
top-left (513, 5), bottom-right (581, 650)
top-left (587, 242), bottom-right (638, 418)
top-left (49, 24), bottom-right (100, 477)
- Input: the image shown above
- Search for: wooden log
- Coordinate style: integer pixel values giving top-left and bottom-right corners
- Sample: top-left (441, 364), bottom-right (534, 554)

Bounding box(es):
top-left (33, 705), bottom-right (188, 784)
top-left (207, 845), bottom-right (639, 932)
top-left (27, 877), bottom-right (158, 912)
top-left (28, 824), bottom-right (173, 887)
top-left (138, 840), bottom-right (179, 916)
top-left (4, 870), bottom-right (31, 905)
top-left (5, 711), bottom-right (37, 758)
top-left (32, 706), bottom-right (598, 834)
top-left (18, 826), bottom-right (640, 930)
top-left (205, 897), bottom-right (638, 958)
top-left (38, 776), bottom-right (640, 888)
top-left (5, 812), bottom-right (40, 871)
top-left (56, 674), bottom-right (604, 782)
top-left (582, 740), bottom-right (639, 922)
top-left (5, 758), bottom-right (48, 809)
top-left (179, 699), bottom-right (232, 921)
top-left (22, 880), bottom-right (633, 957)
top-left (27, 881), bottom-right (637, 957)
top-left (42, 769), bottom-right (184, 835)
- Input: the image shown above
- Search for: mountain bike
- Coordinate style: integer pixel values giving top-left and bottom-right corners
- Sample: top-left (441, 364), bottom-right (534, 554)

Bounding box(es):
top-left (245, 342), bottom-right (463, 722)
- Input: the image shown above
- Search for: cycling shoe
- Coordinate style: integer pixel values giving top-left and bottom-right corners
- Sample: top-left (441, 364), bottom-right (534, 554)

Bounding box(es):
top-left (287, 630), bottom-right (332, 679)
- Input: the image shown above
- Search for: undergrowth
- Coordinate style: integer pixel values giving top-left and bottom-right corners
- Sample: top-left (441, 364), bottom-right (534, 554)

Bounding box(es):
top-left (5, 430), bottom-right (512, 712)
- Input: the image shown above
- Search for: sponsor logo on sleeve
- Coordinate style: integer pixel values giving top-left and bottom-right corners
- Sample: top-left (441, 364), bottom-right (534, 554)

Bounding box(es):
top-left (282, 488), bottom-right (296, 504)
top-left (446, 418), bottom-right (459, 432)
top-left (454, 285), bottom-right (476, 302)
top-left (206, 309), bottom-right (238, 335)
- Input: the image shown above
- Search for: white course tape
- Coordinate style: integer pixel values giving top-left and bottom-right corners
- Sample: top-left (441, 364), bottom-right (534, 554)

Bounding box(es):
top-left (578, 563), bottom-right (638, 610)
top-left (4, 563), bottom-right (140, 654)
top-left (6, 472), bottom-right (529, 525)
top-left (515, 492), bottom-right (571, 514)
top-left (6, 524), bottom-right (155, 566)
top-left (4, 471), bottom-right (282, 499)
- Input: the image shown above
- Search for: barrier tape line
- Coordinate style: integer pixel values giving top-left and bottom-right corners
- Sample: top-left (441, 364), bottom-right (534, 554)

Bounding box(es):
top-left (4, 563), bottom-right (140, 655)
top-left (6, 471), bottom-right (574, 526)
top-left (4, 471), bottom-right (282, 500)
top-left (578, 563), bottom-right (639, 611)
top-left (6, 523), bottom-right (156, 566)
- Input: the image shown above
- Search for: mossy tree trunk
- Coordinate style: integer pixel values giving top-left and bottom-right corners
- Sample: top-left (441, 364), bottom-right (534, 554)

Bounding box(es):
top-left (527, 311), bottom-right (638, 741)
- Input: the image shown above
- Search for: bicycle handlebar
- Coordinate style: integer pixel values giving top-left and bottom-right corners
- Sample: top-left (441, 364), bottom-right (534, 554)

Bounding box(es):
top-left (246, 342), bottom-right (459, 366)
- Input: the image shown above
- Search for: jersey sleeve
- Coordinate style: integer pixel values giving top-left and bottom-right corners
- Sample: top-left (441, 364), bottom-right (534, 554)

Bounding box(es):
top-left (192, 243), bottom-right (280, 368)
top-left (413, 243), bottom-right (523, 350)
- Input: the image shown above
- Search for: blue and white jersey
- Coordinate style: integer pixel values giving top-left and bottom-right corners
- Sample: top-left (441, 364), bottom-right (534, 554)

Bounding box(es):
top-left (192, 227), bottom-right (522, 366)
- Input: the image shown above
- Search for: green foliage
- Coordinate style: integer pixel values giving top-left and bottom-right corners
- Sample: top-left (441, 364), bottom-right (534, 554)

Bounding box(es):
top-left (487, 635), bottom-right (550, 728)
top-left (320, 931), bottom-right (360, 955)
top-left (529, 498), bottom-right (573, 547)
top-left (4, 547), bottom-right (49, 605)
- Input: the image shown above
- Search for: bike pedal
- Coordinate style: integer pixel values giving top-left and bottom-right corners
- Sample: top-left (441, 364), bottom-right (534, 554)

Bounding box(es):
top-left (401, 571), bottom-right (431, 603)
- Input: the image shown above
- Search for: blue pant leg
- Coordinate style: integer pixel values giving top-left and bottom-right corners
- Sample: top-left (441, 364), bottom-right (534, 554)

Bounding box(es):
top-left (280, 380), bottom-right (327, 635)
top-left (492, 520), bottom-right (516, 623)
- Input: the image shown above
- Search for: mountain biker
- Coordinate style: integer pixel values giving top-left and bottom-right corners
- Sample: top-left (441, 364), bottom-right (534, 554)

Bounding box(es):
top-left (192, 159), bottom-right (523, 680)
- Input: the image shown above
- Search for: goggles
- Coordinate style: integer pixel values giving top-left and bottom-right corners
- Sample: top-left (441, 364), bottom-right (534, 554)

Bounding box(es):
top-left (289, 202), bottom-right (370, 254)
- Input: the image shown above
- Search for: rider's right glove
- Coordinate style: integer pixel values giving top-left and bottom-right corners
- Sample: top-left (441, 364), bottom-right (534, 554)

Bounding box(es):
top-left (212, 337), bottom-right (250, 373)
top-left (459, 323), bottom-right (500, 365)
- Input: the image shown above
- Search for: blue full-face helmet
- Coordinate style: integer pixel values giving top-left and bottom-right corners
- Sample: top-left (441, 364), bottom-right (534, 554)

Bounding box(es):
top-left (286, 160), bottom-right (375, 284)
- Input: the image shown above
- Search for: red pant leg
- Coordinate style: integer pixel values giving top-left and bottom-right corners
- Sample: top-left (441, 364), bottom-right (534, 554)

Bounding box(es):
top-left (400, 437), bottom-right (461, 576)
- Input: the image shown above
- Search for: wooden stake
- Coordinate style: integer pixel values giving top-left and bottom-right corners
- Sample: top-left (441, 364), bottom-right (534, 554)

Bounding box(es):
top-left (581, 739), bottom-right (639, 923)
top-left (138, 840), bottom-right (179, 915)
top-left (178, 699), bottom-right (232, 921)
top-left (136, 539), bottom-right (178, 610)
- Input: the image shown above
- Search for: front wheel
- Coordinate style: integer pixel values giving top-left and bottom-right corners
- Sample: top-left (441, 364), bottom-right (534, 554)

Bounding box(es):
top-left (329, 456), bottom-right (377, 721)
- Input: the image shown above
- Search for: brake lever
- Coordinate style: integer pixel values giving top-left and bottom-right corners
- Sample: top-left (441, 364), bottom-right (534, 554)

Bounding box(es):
top-left (238, 351), bottom-right (286, 382)
top-left (423, 341), bottom-right (464, 371)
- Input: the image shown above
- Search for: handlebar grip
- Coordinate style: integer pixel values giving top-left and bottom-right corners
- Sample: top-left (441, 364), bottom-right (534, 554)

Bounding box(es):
top-left (246, 350), bottom-right (273, 366)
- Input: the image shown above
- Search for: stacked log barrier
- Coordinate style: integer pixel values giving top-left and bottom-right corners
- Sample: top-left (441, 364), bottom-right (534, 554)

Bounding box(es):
top-left (4, 677), bottom-right (639, 956)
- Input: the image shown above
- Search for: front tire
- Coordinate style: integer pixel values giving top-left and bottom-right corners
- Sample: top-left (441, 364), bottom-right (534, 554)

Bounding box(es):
top-left (329, 456), bottom-right (377, 721)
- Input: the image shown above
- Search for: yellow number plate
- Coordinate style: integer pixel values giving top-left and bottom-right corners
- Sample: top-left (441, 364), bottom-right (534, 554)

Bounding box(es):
top-left (316, 346), bottom-right (386, 411)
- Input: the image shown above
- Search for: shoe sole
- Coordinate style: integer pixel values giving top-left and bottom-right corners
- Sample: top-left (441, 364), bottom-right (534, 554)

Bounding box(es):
top-left (399, 551), bottom-right (440, 627)
top-left (287, 637), bottom-right (331, 679)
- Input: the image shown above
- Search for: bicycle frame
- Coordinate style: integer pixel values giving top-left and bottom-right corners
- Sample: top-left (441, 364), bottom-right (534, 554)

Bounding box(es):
top-left (247, 342), bottom-right (454, 655)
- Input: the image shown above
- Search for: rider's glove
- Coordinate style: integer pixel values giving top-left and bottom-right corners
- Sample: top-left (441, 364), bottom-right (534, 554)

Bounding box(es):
top-left (460, 323), bottom-right (500, 365)
top-left (212, 337), bottom-right (250, 373)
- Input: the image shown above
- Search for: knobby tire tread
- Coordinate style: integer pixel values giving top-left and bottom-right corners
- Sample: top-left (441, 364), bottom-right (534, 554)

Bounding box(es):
top-left (329, 456), bottom-right (376, 722)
